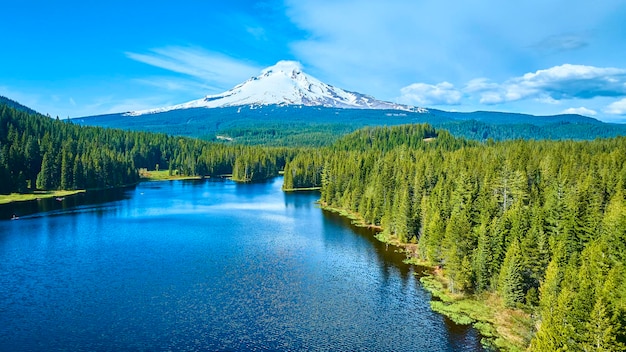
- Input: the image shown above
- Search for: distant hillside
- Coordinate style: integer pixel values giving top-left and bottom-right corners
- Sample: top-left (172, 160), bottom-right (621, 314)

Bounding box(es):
top-left (76, 105), bottom-right (626, 146)
top-left (0, 96), bottom-right (39, 115)
top-left (429, 109), bottom-right (602, 125)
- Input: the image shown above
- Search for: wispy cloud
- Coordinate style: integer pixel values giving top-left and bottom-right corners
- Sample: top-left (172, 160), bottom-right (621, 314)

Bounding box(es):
top-left (132, 77), bottom-right (221, 93)
top-left (398, 82), bottom-right (462, 106)
top-left (126, 46), bottom-right (261, 90)
top-left (532, 33), bottom-right (589, 53)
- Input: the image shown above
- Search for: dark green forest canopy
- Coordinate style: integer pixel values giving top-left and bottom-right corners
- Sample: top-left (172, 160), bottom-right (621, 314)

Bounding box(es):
top-left (0, 104), bottom-right (293, 194)
top-left (284, 123), bottom-right (626, 350)
top-left (76, 105), bottom-right (626, 147)
top-left (0, 96), bottom-right (39, 115)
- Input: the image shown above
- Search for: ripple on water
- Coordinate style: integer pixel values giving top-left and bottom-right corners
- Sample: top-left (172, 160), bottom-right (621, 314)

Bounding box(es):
top-left (0, 178), bottom-right (484, 351)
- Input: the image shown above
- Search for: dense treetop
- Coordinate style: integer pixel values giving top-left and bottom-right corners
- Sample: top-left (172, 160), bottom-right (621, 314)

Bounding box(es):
top-left (0, 103), bottom-right (291, 194)
top-left (284, 124), bottom-right (626, 350)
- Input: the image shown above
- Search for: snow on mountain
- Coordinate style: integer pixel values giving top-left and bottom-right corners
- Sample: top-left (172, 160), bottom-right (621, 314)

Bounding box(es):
top-left (126, 61), bottom-right (426, 116)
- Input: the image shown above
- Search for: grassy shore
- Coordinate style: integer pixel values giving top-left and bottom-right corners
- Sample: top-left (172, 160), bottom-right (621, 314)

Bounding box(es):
top-left (1, 170), bottom-right (200, 206)
top-left (419, 273), bottom-right (534, 351)
top-left (320, 202), bottom-right (534, 351)
top-left (0, 190), bottom-right (86, 205)
top-left (282, 186), bottom-right (322, 192)
top-left (139, 170), bottom-right (203, 181)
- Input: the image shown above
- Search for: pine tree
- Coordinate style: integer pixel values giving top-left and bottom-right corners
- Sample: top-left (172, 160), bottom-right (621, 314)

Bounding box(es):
top-left (36, 152), bottom-right (53, 190)
top-left (584, 294), bottom-right (625, 351)
top-left (498, 238), bottom-right (525, 307)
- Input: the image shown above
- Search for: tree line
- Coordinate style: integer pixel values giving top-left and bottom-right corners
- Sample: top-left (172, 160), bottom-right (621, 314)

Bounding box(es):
top-left (0, 104), bottom-right (291, 194)
top-left (284, 124), bottom-right (626, 350)
top-left (5, 99), bottom-right (626, 349)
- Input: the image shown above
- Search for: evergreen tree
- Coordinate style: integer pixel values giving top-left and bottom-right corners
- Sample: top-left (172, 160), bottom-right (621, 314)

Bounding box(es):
top-left (498, 238), bottom-right (525, 307)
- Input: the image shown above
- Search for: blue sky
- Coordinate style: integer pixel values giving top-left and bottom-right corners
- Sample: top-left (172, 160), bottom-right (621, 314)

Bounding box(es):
top-left (2, 0), bottom-right (626, 122)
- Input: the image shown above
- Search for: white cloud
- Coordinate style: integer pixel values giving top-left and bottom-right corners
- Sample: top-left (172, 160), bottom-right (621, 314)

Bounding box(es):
top-left (132, 77), bottom-right (221, 93)
top-left (398, 82), bottom-right (462, 106)
top-left (604, 98), bottom-right (626, 115)
top-left (283, 0), bottom-right (626, 101)
top-left (465, 64), bottom-right (626, 104)
top-left (560, 107), bottom-right (597, 116)
top-left (479, 92), bottom-right (505, 104)
top-left (464, 78), bottom-right (500, 93)
top-left (126, 46), bottom-right (261, 90)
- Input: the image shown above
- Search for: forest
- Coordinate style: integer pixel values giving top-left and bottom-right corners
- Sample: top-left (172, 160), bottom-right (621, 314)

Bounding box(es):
top-left (0, 103), bottom-right (292, 194)
top-left (76, 104), bottom-right (626, 147)
top-left (284, 124), bottom-right (626, 350)
top-left (3, 98), bottom-right (626, 350)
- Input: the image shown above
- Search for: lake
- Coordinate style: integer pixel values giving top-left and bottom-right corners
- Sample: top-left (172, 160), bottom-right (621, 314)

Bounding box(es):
top-left (0, 178), bottom-right (484, 351)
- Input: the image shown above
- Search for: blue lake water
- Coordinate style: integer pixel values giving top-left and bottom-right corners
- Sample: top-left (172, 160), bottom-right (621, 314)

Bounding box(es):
top-left (0, 178), bottom-right (484, 351)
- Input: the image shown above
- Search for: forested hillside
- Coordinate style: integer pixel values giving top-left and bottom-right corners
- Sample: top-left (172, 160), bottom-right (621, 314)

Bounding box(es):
top-left (6, 98), bottom-right (626, 350)
top-left (0, 104), bottom-right (290, 194)
top-left (285, 124), bottom-right (626, 350)
top-left (77, 105), bottom-right (626, 147)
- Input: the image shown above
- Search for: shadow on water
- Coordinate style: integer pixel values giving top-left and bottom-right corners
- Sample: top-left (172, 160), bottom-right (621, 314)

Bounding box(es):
top-left (320, 208), bottom-right (426, 279)
top-left (0, 186), bottom-right (134, 221)
top-left (319, 207), bottom-right (487, 351)
top-left (283, 189), bottom-right (321, 209)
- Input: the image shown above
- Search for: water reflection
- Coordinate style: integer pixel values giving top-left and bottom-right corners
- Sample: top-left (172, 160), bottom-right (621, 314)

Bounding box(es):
top-left (0, 178), bottom-right (484, 351)
top-left (0, 186), bottom-right (133, 221)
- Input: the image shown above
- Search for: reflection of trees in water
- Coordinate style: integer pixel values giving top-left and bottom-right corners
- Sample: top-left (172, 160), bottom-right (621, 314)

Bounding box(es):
top-left (0, 186), bottom-right (133, 220)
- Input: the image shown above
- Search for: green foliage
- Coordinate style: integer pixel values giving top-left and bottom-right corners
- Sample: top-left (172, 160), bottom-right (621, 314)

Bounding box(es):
top-left (282, 123), bottom-right (626, 350)
top-left (498, 239), bottom-right (525, 307)
top-left (0, 103), bottom-right (292, 194)
top-left (77, 105), bottom-right (626, 147)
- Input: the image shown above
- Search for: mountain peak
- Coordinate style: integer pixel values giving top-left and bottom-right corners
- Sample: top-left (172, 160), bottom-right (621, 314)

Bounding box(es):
top-left (126, 61), bottom-right (425, 116)
top-left (261, 60), bottom-right (303, 76)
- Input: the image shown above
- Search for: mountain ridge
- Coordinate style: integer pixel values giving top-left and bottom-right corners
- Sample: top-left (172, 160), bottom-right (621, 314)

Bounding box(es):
top-left (126, 60), bottom-right (426, 116)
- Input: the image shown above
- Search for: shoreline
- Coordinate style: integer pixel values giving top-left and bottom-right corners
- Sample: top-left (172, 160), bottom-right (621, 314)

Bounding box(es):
top-left (319, 202), bottom-right (532, 351)
top-left (282, 186), bottom-right (322, 192)
top-left (139, 169), bottom-right (204, 182)
top-left (0, 172), bottom-right (202, 206)
top-left (0, 190), bottom-right (86, 205)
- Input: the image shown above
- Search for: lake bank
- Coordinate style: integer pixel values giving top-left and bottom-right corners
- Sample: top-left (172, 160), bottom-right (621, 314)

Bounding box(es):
top-left (139, 169), bottom-right (204, 181)
top-left (0, 170), bottom-right (202, 207)
top-left (319, 202), bottom-right (534, 351)
top-left (0, 190), bottom-right (86, 205)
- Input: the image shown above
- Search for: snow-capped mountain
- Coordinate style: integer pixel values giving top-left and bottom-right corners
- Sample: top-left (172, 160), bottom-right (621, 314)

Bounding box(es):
top-left (126, 61), bottom-right (426, 116)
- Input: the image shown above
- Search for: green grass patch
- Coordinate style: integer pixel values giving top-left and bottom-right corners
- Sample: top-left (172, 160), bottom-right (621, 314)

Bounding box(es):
top-left (282, 187), bottom-right (322, 192)
top-left (319, 204), bottom-right (377, 229)
top-left (420, 276), bottom-right (454, 303)
top-left (0, 190), bottom-right (86, 205)
top-left (430, 300), bottom-right (475, 325)
top-left (139, 170), bottom-right (203, 181)
top-left (420, 275), bottom-right (531, 351)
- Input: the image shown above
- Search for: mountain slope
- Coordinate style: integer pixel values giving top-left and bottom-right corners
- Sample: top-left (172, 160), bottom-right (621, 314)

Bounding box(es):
top-left (0, 96), bottom-right (40, 115)
top-left (127, 61), bottom-right (423, 116)
top-left (76, 105), bottom-right (626, 147)
top-left (74, 60), bottom-right (624, 146)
